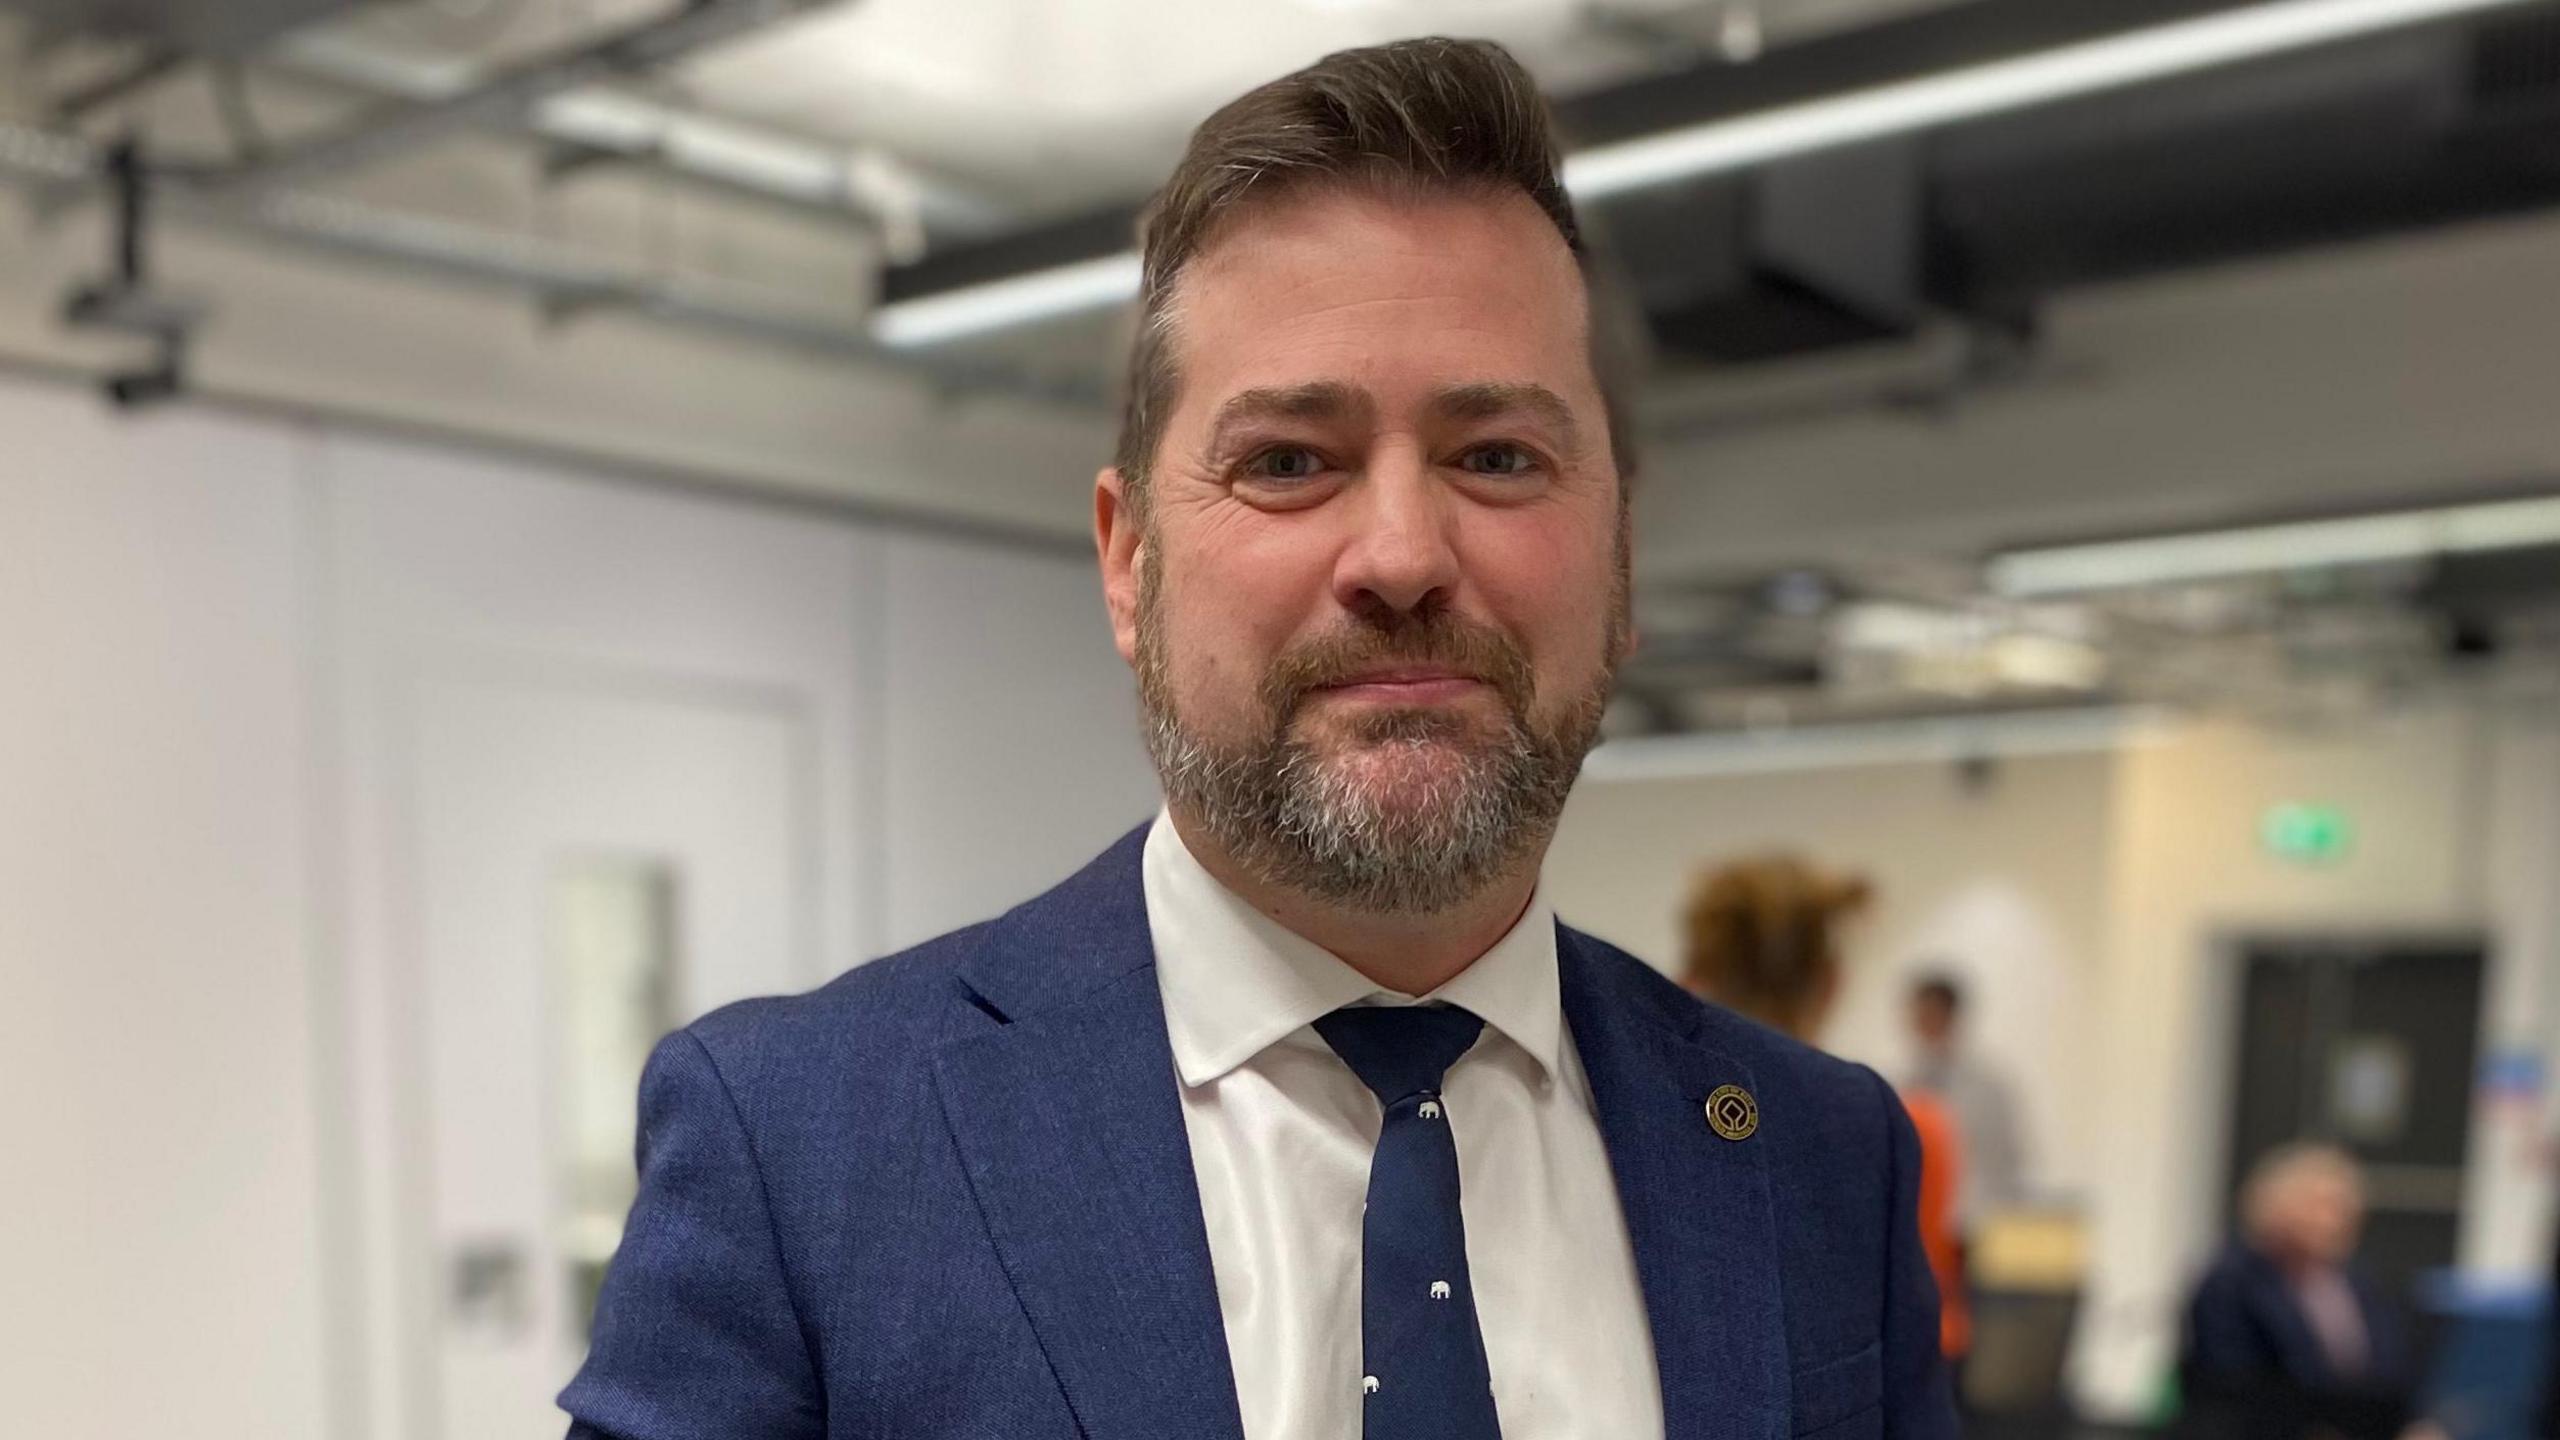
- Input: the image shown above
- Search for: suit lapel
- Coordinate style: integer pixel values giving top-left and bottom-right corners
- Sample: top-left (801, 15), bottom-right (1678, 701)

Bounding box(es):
top-left (933, 831), bottom-right (1246, 1440)
top-left (2243, 1250), bottom-right (2335, 1385)
top-left (1560, 928), bottom-right (1790, 1440)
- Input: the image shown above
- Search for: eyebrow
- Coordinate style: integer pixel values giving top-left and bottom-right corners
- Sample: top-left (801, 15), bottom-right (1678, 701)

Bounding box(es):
top-left (1205, 382), bottom-right (1372, 458)
top-left (1201, 379), bottom-right (1585, 461)
top-left (1429, 382), bottom-right (1583, 453)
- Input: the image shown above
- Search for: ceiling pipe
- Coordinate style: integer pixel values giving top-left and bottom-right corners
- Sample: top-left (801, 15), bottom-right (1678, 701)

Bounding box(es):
top-left (191, 0), bottom-right (841, 199)
top-left (0, 120), bottom-right (1102, 408)
top-left (263, 27), bottom-right (1009, 257)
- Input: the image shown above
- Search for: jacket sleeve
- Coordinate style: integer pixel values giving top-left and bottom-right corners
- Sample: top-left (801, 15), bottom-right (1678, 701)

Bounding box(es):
top-left (559, 1028), bottom-right (823, 1440)
top-left (2180, 1260), bottom-right (2265, 1387)
top-left (1875, 1070), bottom-right (1961, 1440)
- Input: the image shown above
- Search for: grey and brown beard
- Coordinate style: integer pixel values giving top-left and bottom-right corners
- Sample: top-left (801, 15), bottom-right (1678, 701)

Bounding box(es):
top-left (1135, 551), bottom-right (1620, 916)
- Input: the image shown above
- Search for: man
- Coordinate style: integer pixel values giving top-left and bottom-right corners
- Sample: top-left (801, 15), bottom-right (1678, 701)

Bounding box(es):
top-left (564, 38), bottom-right (1952, 1440)
top-left (1904, 970), bottom-right (2028, 1231)
top-left (2179, 1144), bottom-right (2427, 1440)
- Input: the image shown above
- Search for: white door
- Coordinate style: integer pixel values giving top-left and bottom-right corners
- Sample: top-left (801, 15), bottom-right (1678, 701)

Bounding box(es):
top-left (320, 433), bottom-right (870, 1440)
top-left (319, 429), bottom-right (1155, 1440)
top-left (409, 663), bottom-right (813, 1439)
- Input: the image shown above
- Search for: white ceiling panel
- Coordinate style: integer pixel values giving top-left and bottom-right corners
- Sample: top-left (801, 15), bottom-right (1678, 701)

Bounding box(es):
top-left (684, 0), bottom-right (1632, 207)
top-left (678, 0), bottom-right (1982, 213)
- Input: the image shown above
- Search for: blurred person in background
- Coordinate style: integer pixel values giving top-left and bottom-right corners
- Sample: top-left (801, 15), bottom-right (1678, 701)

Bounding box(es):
top-left (2179, 1142), bottom-right (2439, 1440)
top-left (2539, 1211), bottom-right (2560, 1440)
top-left (562, 37), bottom-right (1955, 1440)
top-left (1904, 969), bottom-right (2030, 1236)
top-left (1683, 857), bottom-right (1971, 1362)
top-left (2543, 1213), bottom-right (2560, 1439)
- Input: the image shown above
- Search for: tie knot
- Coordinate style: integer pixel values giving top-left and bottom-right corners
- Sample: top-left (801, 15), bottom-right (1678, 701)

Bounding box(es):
top-left (1313, 1004), bottom-right (1486, 1107)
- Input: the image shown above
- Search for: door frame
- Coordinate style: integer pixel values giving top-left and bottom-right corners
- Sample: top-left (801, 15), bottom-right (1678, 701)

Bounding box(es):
top-left (2204, 925), bottom-right (2493, 1278)
top-left (336, 638), bottom-right (835, 1440)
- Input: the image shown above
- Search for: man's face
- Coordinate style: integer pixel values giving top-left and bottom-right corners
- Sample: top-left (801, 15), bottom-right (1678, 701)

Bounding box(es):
top-left (1911, 994), bottom-right (1957, 1049)
top-left (1097, 184), bottom-right (1629, 913)
top-left (2284, 1171), bottom-right (2365, 1267)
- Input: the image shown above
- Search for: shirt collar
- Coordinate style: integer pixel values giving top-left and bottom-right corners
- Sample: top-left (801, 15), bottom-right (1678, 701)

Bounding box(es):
top-left (1142, 809), bottom-right (1564, 1089)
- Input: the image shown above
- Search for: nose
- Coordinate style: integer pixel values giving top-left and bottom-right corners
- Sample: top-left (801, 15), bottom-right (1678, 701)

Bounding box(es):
top-left (1332, 443), bottom-right (1460, 622)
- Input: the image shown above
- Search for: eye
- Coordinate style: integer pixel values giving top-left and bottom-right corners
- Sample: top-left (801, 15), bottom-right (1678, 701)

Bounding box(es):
top-left (1456, 442), bottom-right (1541, 478)
top-left (1244, 445), bottom-right (1329, 482)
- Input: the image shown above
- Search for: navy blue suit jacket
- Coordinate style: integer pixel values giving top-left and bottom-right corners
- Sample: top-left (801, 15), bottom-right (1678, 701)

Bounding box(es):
top-left (563, 828), bottom-right (1956, 1440)
top-left (2177, 1242), bottom-right (2413, 1439)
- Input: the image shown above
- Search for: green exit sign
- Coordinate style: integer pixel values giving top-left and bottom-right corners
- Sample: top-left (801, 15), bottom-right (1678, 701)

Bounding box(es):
top-left (2262, 803), bottom-right (2354, 865)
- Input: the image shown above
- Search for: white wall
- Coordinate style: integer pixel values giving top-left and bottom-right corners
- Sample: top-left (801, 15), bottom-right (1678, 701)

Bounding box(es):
top-left (0, 388), bottom-right (329, 1439)
top-left (1546, 749), bottom-right (2117, 1201)
top-left (2465, 713), bottom-right (2560, 1280)
top-left (0, 369), bottom-right (1161, 1440)
top-left (874, 531), bottom-right (1159, 952)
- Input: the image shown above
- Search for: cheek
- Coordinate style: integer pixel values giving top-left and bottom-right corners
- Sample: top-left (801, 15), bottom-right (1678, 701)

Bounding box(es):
top-left (1159, 526), bottom-right (1329, 694)
top-left (1462, 509), bottom-right (1618, 675)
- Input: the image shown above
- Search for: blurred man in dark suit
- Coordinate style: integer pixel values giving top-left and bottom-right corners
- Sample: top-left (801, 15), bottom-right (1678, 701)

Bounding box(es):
top-left (2182, 1143), bottom-right (2439, 1440)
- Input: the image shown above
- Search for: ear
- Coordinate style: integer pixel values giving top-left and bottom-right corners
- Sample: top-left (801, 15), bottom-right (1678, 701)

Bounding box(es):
top-left (1095, 466), bottom-right (1144, 667)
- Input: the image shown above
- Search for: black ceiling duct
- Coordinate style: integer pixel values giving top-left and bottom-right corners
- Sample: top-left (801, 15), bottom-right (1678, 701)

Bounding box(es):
top-left (1599, 139), bottom-right (1924, 365)
top-left (875, 0), bottom-right (2560, 372)
top-left (0, 0), bottom-right (361, 55)
top-left (2472, 6), bottom-right (2560, 111)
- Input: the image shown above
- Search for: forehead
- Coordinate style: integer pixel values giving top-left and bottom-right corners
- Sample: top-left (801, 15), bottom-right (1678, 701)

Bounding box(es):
top-left (2268, 1162), bottom-right (2357, 1200)
top-left (1163, 184), bottom-right (1600, 420)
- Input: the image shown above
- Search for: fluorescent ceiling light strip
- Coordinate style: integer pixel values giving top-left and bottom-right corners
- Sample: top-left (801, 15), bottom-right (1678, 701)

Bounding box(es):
top-left (1562, 0), bottom-right (2529, 198)
top-left (2444, 495), bottom-right (2560, 551)
top-left (870, 251), bottom-right (1144, 348)
top-left (872, 0), bottom-right (2529, 346)
top-left (1580, 706), bottom-right (2172, 782)
top-left (1988, 494), bottom-right (2560, 595)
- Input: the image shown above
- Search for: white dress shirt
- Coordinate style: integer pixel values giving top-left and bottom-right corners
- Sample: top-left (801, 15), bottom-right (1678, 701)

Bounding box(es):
top-left (1143, 811), bottom-right (1665, 1440)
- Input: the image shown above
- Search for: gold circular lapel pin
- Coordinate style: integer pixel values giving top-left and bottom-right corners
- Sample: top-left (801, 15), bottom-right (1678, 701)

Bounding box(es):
top-left (1705, 1084), bottom-right (1759, 1141)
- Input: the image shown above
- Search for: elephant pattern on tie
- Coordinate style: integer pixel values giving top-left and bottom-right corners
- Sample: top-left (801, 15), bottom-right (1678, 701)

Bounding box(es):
top-left (1313, 1004), bottom-right (1506, 1439)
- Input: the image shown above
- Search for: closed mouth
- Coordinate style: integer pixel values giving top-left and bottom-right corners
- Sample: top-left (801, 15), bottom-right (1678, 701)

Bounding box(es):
top-left (1323, 667), bottom-right (1478, 688)
top-left (1312, 670), bottom-right (1490, 705)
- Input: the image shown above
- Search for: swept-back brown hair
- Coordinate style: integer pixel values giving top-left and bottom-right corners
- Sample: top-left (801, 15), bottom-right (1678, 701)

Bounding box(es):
top-left (1682, 855), bottom-right (1873, 1037)
top-left (1112, 37), bottom-right (1634, 516)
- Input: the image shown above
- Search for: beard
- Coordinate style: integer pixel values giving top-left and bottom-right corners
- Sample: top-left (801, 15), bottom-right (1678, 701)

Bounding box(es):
top-left (1136, 555), bottom-right (1621, 916)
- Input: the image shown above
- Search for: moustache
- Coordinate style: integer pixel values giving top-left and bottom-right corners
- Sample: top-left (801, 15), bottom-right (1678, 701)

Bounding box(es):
top-left (1257, 615), bottom-right (1537, 723)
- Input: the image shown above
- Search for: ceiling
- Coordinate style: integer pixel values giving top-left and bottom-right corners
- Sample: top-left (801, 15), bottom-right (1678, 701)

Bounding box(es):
top-left (4, 0), bottom-right (2558, 736)
top-left (5, 0), bottom-right (1993, 240)
top-left (677, 0), bottom-right (1977, 216)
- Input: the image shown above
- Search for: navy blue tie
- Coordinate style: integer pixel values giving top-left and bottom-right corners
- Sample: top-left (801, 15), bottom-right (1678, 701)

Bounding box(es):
top-left (1314, 1004), bottom-right (1504, 1439)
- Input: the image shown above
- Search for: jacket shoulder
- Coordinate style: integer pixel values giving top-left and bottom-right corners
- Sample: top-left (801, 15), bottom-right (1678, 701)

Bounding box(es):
top-left (674, 825), bottom-right (1152, 1112)
top-left (677, 918), bottom-right (996, 1105)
